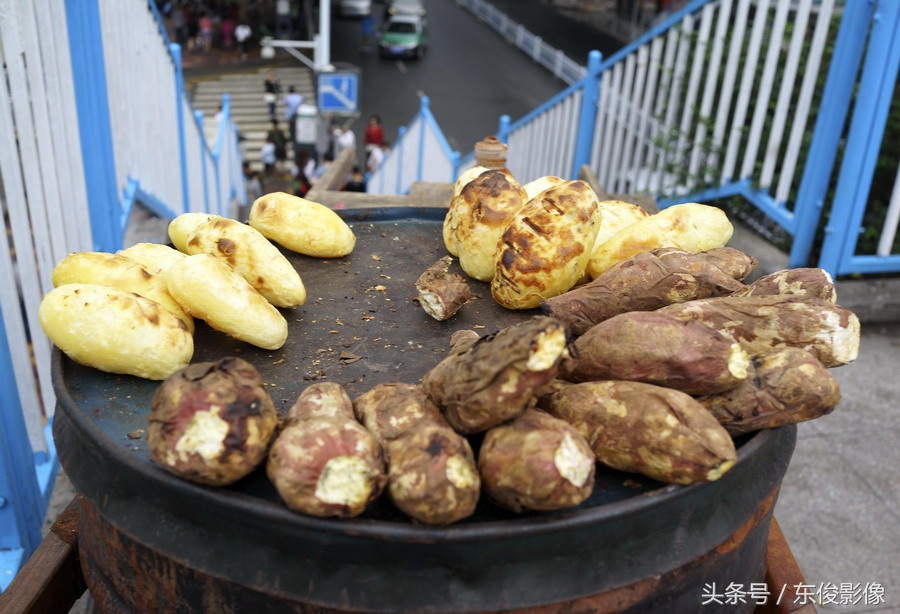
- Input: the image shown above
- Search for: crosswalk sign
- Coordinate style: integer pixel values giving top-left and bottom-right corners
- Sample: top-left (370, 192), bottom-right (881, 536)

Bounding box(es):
top-left (317, 71), bottom-right (359, 116)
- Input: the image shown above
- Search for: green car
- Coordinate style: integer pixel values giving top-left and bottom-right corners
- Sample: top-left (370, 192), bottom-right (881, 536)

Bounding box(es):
top-left (378, 14), bottom-right (429, 59)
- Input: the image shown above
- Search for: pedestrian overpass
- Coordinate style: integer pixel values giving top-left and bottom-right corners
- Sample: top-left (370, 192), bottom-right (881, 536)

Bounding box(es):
top-left (2, 0), bottom-right (899, 589)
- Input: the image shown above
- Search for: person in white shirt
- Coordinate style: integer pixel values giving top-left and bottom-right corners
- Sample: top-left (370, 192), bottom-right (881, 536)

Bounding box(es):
top-left (334, 124), bottom-right (357, 157)
top-left (283, 87), bottom-right (304, 144)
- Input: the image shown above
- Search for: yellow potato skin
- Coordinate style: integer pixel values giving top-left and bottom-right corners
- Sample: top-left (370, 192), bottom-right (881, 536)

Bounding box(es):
top-left (168, 212), bottom-right (220, 253)
top-left (52, 251), bottom-right (194, 333)
top-left (117, 242), bottom-right (187, 274)
top-left (249, 192), bottom-right (356, 258)
top-left (164, 254), bottom-right (288, 350)
top-left (185, 216), bottom-right (306, 308)
top-left (586, 203), bottom-right (733, 279)
top-left (590, 200), bottom-right (650, 255)
top-left (39, 283), bottom-right (193, 380)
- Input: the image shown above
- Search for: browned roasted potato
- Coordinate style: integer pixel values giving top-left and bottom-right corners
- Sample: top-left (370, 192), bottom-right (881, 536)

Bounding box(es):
top-left (540, 247), bottom-right (748, 335)
top-left (491, 180), bottom-right (601, 309)
top-left (696, 347), bottom-right (841, 435)
top-left (558, 310), bottom-right (749, 395)
top-left (117, 242), bottom-right (188, 274)
top-left (353, 382), bottom-right (447, 448)
top-left (590, 199), bottom-right (650, 253)
top-left (657, 295), bottom-right (860, 367)
top-left (444, 169), bottom-right (529, 281)
top-left (39, 283), bottom-right (193, 381)
top-left (479, 408), bottom-right (595, 513)
top-left (147, 357), bottom-right (278, 485)
top-left (267, 382), bottom-right (386, 518)
top-left (538, 380), bottom-right (736, 485)
top-left (422, 316), bottom-right (569, 434)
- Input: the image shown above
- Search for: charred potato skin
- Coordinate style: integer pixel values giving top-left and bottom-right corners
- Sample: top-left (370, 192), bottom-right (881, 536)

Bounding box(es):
top-left (147, 357), bottom-right (278, 485)
top-left (539, 380), bottom-right (737, 485)
top-left (39, 283), bottom-right (193, 381)
top-left (697, 347), bottom-right (841, 435)
top-left (558, 310), bottom-right (749, 395)
top-left (353, 383), bottom-right (447, 449)
top-left (491, 180), bottom-right (601, 310)
top-left (478, 409), bottom-right (596, 513)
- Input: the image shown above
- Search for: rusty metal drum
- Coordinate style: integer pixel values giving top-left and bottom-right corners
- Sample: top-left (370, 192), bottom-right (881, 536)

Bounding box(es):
top-left (52, 208), bottom-right (797, 613)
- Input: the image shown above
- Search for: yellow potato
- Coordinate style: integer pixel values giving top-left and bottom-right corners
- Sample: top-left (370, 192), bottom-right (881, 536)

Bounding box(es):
top-left (39, 283), bottom-right (193, 380)
top-left (117, 242), bottom-right (187, 274)
top-left (522, 175), bottom-right (566, 201)
top-left (591, 200), bottom-right (651, 256)
top-left (164, 254), bottom-right (288, 350)
top-left (443, 165), bottom-right (490, 257)
top-left (184, 216), bottom-right (306, 308)
top-left (491, 179), bottom-right (601, 309)
top-left (444, 169), bottom-right (528, 282)
top-left (249, 192), bottom-right (356, 258)
top-left (168, 212), bottom-right (221, 253)
top-left (51, 251), bottom-right (194, 333)
top-left (586, 203), bottom-right (733, 279)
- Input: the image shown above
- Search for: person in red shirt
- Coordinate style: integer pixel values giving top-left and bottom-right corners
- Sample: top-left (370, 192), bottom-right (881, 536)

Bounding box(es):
top-left (364, 115), bottom-right (384, 157)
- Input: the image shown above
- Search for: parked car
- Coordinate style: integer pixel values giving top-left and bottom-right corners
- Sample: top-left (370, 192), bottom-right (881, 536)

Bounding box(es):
top-left (337, 0), bottom-right (372, 18)
top-left (384, 0), bottom-right (426, 17)
top-left (378, 14), bottom-right (428, 59)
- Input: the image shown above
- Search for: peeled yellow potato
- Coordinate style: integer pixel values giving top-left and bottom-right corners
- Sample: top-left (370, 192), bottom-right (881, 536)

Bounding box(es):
top-left (444, 169), bottom-right (528, 282)
top-left (168, 212), bottom-right (221, 253)
top-left (249, 192), bottom-right (355, 258)
top-left (51, 251), bottom-right (194, 333)
top-left (184, 217), bottom-right (306, 308)
top-left (39, 283), bottom-right (193, 380)
top-left (522, 175), bottom-right (566, 201)
top-left (586, 203), bottom-right (733, 279)
top-left (591, 200), bottom-right (651, 253)
top-left (117, 242), bottom-right (188, 274)
top-left (491, 179), bottom-right (601, 310)
top-left (164, 254), bottom-right (288, 350)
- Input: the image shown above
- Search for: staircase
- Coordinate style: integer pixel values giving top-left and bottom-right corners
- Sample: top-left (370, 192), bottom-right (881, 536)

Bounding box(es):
top-left (190, 66), bottom-right (316, 171)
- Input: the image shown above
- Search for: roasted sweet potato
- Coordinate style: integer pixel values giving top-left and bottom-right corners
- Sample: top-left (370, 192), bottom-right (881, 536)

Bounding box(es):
top-left (732, 267), bottom-right (837, 302)
top-left (479, 408), bottom-right (595, 513)
top-left (540, 247), bottom-right (748, 335)
top-left (267, 382), bottom-right (386, 518)
top-left (414, 256), bottom-right (471, 321)
top-left (657, 295), bottom-right (860, 367)
top-left (538, 380), bottom-right (736, 485)
top-left (696, 347), bottom-right (841, 435)
top-left (558, 310), bottom-right (749, 395)
top-left (422, 316), bottom-right (569, 434)
top-left (353, 383), bottom-right (481, 524)
top-left (384, 424), bottom-right (480, 525)
top-left (147, 357), bottom-right (277, 485)
top-left (700, 247), bottom-right (758, 281)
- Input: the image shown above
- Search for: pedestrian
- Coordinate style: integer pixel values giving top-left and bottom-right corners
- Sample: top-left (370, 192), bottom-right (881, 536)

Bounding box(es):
top-left (261, 135), bottom-right (277, 176)
top-left (268, 119), bottom-right (288, 169)
top-left (197, 10), bottom-right (213, 52)
top-left (344, 165), bottom-right (367, 192)
top-left (367, 141), bottom-right (390, 173)
top-left (235, 21), bottom-right (252, 60)
top-left (334, 123), bottom-right (357, 158)
top-left (171, 4), bottom-right (187, 48)
top-left (220, 13), bottom-right (236, 48)
top-left (283, 86), bottom-right (304, 144)
top-left (364, 115), bottom-right (384, 157)
top-left (361, 15), bottom-right (376, 52)
top-left (291, 150), bottom-right (314, 197)
top-left (264, 71), bottom-right (281, 117)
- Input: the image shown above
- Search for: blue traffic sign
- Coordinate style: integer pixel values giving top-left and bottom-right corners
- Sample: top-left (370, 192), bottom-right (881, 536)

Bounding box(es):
top-left (317, 72), bottom-right (359, 115)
